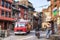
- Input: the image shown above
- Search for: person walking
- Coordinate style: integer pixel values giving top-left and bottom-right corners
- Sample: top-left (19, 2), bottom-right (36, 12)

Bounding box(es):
top-left (46, 22), bottom-right (52, 39)
top-left (33, 15), bottom-right (40, 39)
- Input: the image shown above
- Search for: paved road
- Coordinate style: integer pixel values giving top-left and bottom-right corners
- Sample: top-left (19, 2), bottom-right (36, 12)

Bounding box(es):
top-left (1, 31), bottom-right (50, 40)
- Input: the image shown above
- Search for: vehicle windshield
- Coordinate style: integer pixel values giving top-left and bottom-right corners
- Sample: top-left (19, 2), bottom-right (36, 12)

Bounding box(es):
top-left (20, 23), bottom-right (25, 27)
top-left (15, 22), bottom-right (26, 27)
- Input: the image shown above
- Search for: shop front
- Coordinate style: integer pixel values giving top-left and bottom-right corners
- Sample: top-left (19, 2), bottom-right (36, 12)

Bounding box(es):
top-left (0, 19), bottom-right (14, 37)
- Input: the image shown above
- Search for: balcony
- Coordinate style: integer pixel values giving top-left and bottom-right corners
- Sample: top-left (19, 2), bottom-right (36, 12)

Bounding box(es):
top-left (19, 5), bottom-right (28, 9)
top-left (12, 6), bottom-right (20, 12)
top-left (28, 1), bottom-right (35, 10)
top-left (12, 3), bottom-right (20, 12)
top-left (14, 1), bottom-right (28, 9)
top-left (28, 6), bottom-right (35, 11)
top-left (0, 6), bottom-right (11, 12)
top-left (28, 1), bottom-right (33, 7)
top-left (0, 16), bottom-right (15, 21)
top-left (6, 0), bottom-right (13, 3)
top-left (17, 3), bottom-right (28, 9)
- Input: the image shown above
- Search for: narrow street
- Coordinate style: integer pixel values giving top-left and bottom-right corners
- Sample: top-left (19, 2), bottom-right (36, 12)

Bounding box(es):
top-left (1, 30), bottom-right (49, 40)
top-left (0, 0), bottom-right (60, 40)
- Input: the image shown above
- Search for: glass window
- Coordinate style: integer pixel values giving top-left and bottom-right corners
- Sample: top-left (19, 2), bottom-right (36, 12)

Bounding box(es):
top-left (9, 12), bottom-right (11, 18)
top-left (9, 3), bottom-right (11, 9)
top-left (8, 3), bottom-right (9, 8)
top-left (12, 13), bottom-right (15, 16)
top-left (5, 2), bottom-right (8, 8)
top-left (1, 10), bottom-right (4, 16)
top-left (5, 11), bottom-right (8, 17)
top-left (1, 0), bottom-right (4, 7)
top-left (19, 23), bottom-right (25, 27)
top-left (15, 22), bottom-right (25, 27)
top-left (12, 12), bottom-right (15, 18)
top-left (12, 5), bottom-right (15, 7)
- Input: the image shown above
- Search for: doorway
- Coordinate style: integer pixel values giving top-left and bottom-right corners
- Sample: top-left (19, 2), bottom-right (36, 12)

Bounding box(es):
top-left (4, 22), bottom-right (7, 30)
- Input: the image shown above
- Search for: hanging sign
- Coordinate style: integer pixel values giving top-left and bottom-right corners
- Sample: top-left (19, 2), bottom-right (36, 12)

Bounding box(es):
top-left (53, 7), bottom-right (58, 16)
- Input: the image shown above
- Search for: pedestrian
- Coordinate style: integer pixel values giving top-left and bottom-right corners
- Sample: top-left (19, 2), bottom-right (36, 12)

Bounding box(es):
top-left (50, 20), bottom-right (55, 34)
top-left (46, 22), bottom-right (52, 39)
top-left (33, 16), bottom-right (40, 39)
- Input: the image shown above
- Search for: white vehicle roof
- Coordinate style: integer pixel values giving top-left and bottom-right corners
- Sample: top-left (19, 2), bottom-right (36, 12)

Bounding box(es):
top-left (18, 19), bottom-right (30, 23)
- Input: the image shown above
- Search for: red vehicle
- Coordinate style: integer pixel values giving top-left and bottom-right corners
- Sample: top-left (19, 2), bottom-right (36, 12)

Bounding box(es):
top-left (14, 19), bottom-right (31, 34)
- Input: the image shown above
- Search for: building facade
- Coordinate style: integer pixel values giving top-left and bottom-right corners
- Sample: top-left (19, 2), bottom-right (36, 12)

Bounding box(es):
top-left (18, 1), bottom-right (28, 19)
top-left (12, 1), bottom-right (20, 30)
top-left (0, 0), bottom-right (35, 30)
top-left (14, 0), bottom-right (28, 20)
top-left (0, 0), bottom-right (15, 30)
top-left (43, 0), bottom-right (60, 33)
top-left (28, 1), bottom-right (35, 29)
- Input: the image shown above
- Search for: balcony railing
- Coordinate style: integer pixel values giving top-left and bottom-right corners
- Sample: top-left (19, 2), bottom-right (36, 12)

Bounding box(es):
top-left (6, 0), bottom-right (13, 3)
top-left (28, 3), bottom-right (33, 7)
top-left (18, 3), bottom-right (28, 9)
top-left (12, 6), bottom-right (20, 12)
top-left (28, 1), bottom-right (33, 7)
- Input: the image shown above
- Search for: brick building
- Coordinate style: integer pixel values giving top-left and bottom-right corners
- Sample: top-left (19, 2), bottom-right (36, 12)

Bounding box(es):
top-left (28, 1), bottom-right (35, 19)
top-left (0, 0), bottom-right (15, 30)
top-left (28, 1), bottom-right (35, 29)
top-left (14, 1), bottom-right (28, 20)
top-left (14, 0), bottom-right (35, 20)
top-left (12, 1), bottom-right (20, 30)
top-left (0, 0), bottom-right (35, 31)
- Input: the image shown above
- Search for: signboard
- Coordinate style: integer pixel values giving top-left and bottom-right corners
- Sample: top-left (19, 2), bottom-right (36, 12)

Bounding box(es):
top-left (53, 7), bottom-right (58, 16)
top-left (44, 12), bottom-right (51, 21)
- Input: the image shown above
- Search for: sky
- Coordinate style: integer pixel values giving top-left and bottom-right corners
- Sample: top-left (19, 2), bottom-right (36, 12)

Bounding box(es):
top-left (15, 0), bottom-right (51, 12)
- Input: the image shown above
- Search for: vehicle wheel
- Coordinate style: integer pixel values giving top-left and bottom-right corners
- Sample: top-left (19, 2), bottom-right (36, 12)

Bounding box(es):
top-left (27, 31), bottom-right (30, 34)
top-left (15, 34), bottom-right (17, 35)
top-left (36, 33), bottom-right (40, 39)
top-left (23, 33), bottom-right (27, 35)
top-left (15, 33), bottom-right (18, 35)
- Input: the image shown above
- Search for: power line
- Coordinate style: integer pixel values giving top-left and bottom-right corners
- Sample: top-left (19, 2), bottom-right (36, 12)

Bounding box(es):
top-left (34, 4), bottom-right (49, 8)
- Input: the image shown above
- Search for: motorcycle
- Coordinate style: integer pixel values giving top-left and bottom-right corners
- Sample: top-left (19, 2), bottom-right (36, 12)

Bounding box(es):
top-left (35, 31), bottom-right (40, 39)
